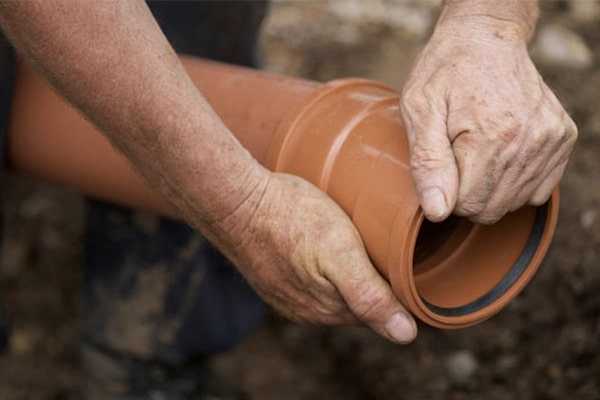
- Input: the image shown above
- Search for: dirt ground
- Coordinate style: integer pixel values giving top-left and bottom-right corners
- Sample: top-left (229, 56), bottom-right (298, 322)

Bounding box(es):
top-left (1, 1), bottom-right (599, 399)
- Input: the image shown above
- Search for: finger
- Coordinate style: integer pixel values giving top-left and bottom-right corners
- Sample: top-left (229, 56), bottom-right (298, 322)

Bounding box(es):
top-left (323, 238), bottom-right (417, 344)
top-left (303, 282), bottom-right (360, 325)
top-left (527, 92), bottom-right (577, 206)
top-left (485, 115), bottom-right (575, 217)
top-left (281, 280), bottom-right (360, 326)
top-left (529, 161), bottom-right (567, 206)
top-left (529, 117), bottom-right (576, 205)
top-left (401, 92), bottom-right (458, 222)
top-left (504, 146), bottom-right (567, 213)
top-left (474, 132), bottom-right (553, 222)
top-left (452, 129), bottom-right (501, 220)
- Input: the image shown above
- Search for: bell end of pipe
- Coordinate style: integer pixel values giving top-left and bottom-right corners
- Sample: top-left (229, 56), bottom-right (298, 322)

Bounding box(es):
top-left (389, 190), bottom-right (559, 329)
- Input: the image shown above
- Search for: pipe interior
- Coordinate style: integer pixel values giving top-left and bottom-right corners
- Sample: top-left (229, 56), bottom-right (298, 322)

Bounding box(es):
top-left (413, 216), bottom-right (467, 270)
top-left (411, 205), bottom-right (542, 316)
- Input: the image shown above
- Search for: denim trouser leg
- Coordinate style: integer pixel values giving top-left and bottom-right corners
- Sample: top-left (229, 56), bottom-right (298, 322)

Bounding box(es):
top-left (82, 202), bottom-right (266, 363)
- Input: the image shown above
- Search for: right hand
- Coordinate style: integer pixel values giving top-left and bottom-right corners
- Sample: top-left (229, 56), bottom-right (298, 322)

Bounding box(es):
top-left (215, 172), bottom-right (417, 344)
top-left (400, 14), bottom-right (577, 225)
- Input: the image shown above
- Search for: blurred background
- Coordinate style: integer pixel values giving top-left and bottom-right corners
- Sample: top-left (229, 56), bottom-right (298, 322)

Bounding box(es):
top-left (1, 0), bottom-right (599, 399)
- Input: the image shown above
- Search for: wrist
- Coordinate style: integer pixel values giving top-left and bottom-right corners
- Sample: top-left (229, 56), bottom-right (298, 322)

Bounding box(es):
top-left (209, 162), bottom-right (272, 244)
top-left (174, 140), bottom-right (271, 229)
top-left (438, 0), bottom-right (539, 43)
top-left (147, 103), bottom-right (271, 234)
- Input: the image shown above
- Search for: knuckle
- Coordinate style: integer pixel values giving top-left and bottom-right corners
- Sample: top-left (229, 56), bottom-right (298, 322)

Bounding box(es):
top-left (472, 209), bottom-right (505, 224)
top-left (410, 147), bottom-right (448, 173)
top-left (401, 87), bottom-right (428, 114)
top-left (530, 127), bottom-right (551, 147)
top-left (477, 110), bottom-right (524, 144)
top-left (313, 308), bottom-right (347, 325)
top-left (313, 302), bottom-right (354, 325)
top-left (550, 120), bottom-right (570, 143)
top-left (456, 196), bottom-right (486, 217)
top-left (351, 287), bottom-right (390, 322)
top-left (509, 200), bottom-right (526, 212)
top-left (553, 128), bottom-right (569, 147)
top-left (401, 84), bottom-right (419, 103)
top-left (494, 117), bottom-right (525, 142)
top-left (313, 298), bottom-right (344, 317)
top-left (421, 80), bottom-right (442, 106)
top-left (530, 189), bottom-right (552, 206)
top-left (529, 196), bottom-right (547, 207)
top-left (277, 307), bottom-right (305, 324)
top-left (556, 130), bottom-right (575, 153)
top-left (289, 300), bottom-right (345, 325)
top-left (567, 119), bottom-right (579, 143)
top-left (548, 120), bottom-right (577, 156)
top-left (496, 126), bottom-right (521, 144)
top-left (456, 204), bottom-right (484, 218)
top-left (546, 113), bottom-right (572, 144)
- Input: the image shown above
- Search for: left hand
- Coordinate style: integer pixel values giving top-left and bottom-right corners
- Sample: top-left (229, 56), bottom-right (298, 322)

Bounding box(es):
top-left (400, 16), bottom-right (577, 224)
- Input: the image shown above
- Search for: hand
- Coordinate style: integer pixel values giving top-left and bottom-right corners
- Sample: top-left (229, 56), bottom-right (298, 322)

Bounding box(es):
top-left (0, 0), bottom-right (412, 345)
top-left (215, 172), bottom-right (417, 344)
top-left (400, 17), bottom-right (577, 224)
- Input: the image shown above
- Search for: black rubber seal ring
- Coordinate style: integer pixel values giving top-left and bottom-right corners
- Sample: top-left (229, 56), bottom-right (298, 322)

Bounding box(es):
top-left (424, 203), bottom-right (548, 317)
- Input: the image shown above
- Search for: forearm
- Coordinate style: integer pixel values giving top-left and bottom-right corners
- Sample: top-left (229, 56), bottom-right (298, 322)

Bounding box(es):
top-left (0, 1), bottom-right (421, 343)
top-left (0, 0), bottom-right (267, 236)
top-left (439, 0), bottom-right (539, 42)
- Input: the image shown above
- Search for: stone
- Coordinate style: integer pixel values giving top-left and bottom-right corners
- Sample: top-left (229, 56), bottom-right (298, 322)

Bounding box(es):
top-left (580, 209), bottom-right (597, 230)
top-left (445, 350), bottom-right (478, 383)
top-left (533, 25), bottom-right (593, 69)
top-left (326, 0), bottom-right (437, 39)
top-left (570, 0), bottom-right (600, 24)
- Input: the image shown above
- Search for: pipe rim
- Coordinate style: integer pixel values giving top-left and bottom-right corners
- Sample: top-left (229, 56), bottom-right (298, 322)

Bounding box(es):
top-left (423, 203), bottom-right (548, 317)
top-left (392, 190), bottom-right (560, 328)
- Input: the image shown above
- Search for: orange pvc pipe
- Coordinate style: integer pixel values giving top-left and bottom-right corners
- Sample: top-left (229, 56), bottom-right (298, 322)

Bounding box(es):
top-left (8, 57), bottom-right (319, 217)
top-left (6, 56), bottom-right (559, 329)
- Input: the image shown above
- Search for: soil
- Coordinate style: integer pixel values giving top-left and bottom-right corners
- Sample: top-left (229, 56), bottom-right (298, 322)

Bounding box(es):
top-left (1, 2), bottom-right (599, 399)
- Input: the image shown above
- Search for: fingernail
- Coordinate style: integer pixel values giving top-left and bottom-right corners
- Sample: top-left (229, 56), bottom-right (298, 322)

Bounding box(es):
top-left (385, 313), bottom-right (417, 344)
top-left (422, 187), bottom-right (448, 221)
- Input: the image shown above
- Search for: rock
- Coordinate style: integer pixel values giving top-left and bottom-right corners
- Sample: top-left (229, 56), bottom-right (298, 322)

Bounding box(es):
top-left (532, 25), bottom-right (593, 69)
top-left (580, 209), bottom-right (597, 230)
top-left (19, 193), bottom-right (55, 218)
top-left (570, 0), bottom-right (600, 24)
top-left (445, 350), bottom-right (478, 383)
top-left (497, 355), bottom-right (519, 372)
top-left (326, 0), bottom-right (437, 39)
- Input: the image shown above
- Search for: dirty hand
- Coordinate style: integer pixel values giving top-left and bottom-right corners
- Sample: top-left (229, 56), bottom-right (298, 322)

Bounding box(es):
top-left (400, 15), bottom-right (577, 224)
top-left (216, 172), bottom-right (417, 344)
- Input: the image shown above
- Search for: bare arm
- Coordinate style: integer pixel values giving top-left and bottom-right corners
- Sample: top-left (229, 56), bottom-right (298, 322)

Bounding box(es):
top-left (0, 1), bottom-right (417, 343)
top-left (0, 0), bottom-right (266, 231)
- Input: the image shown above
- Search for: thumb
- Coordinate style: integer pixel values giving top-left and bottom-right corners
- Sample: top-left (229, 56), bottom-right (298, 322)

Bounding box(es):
top-left (401, 99), bottom-right (458, 222)
top-left (324, 241), bottom-right (417, 344)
